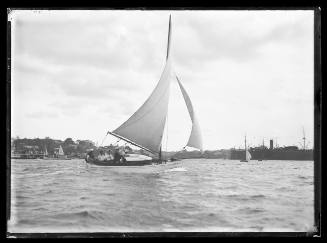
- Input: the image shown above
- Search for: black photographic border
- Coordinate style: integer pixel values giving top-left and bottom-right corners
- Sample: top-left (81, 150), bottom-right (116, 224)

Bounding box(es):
top-left (3, 4), bottom-right (323, 238)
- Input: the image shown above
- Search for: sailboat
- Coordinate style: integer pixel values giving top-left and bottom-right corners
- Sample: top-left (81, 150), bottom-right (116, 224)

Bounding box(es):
top-left (41, 145), bottom-right (53, 160)
top-left (58, 145), bottom-right (64, 156)
top-left (85, 15), bottom-right (203, 166)
top-left (53, 145), bottom-right (71, 160)
top-left (240, 135), bottom-right (251, 162)
top-left (43, 145), bottom-right (49, 159)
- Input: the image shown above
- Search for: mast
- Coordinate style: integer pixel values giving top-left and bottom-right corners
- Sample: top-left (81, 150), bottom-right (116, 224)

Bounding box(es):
top-left (245, 135), bottom-right (249, 160)
top-left (166, 14), bottom-right (172, 61)
top-left (302, 127), bottom-right (306, 150)
top-left (262, 138), bottom-right (264, 160)
top-left (160, 14), bottom-right (172, 160)
top-left (109, 15), bottom-right (173, 154)
top-left (159, 146), bottom-right (162, 161)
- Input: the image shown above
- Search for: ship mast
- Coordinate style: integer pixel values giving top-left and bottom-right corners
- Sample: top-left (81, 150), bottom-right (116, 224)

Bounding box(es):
top-left (244, 135), bottom-right (247, 157)
top-left (302, 127), bottom-right (306, 150)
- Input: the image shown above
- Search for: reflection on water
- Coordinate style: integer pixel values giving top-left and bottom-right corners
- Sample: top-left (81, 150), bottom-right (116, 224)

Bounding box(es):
top-left (8, 159), bottom-right (314, 232)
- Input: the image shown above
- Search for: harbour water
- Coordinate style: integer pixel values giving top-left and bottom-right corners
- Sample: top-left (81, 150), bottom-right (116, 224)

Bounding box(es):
top-left (8, 159), bottom-right (314, 233)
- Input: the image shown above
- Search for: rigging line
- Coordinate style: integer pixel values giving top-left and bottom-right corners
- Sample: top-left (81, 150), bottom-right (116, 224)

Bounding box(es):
top-left (100, 133), bottom-right (108, 147)
top-left (108, 131), bottom-right (156, 154)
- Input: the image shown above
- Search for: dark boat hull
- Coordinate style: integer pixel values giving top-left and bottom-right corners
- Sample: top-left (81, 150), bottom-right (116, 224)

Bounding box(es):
top-left (85, 157), bottom-right (158, 166)
top-left (240, 160), bottom-right (248, 162)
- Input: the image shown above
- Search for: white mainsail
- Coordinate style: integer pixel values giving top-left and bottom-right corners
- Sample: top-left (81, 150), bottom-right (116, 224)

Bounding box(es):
top-left (110, 15), bottom-right (202, 154)
top-left (111, 16), bottom-right (173, 153)
top-left (44, 146), bottom-right (48, 156)
top-left (176, 75), bottom-right (203, 151)
top-left (112, 59), bottom-right (172, 153)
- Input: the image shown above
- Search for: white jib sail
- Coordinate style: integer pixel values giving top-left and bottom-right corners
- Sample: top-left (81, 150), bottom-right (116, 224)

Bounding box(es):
top-left (59, 145), bottom-right (64, 155)
top-left (246, 149), bottom-right (251, 160)
top-left (175, 75), bottom-right (203, 151)
top-left (112, 16), bottom-right (173, 154)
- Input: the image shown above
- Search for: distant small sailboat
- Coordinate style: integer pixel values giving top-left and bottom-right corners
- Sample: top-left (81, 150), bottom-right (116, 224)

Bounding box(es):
top-left (240, 135), bottom-right (251, 162)
top-left (41, 145), bottom-right (54, 160)
top-left (85, 15), bottom-right (203, 166)
top-left (44, 146), bottom-right (48, 157)
top-left (53, 145), bottom-right (71, 160)
top-left (58, 145), bottom-right (64, 156)
top-left (42, 145), bottom-right (50, 159)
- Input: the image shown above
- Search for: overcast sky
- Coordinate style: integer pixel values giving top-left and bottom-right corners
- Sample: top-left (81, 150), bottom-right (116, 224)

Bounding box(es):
top-left (10, 10), bottom-right (314, 151)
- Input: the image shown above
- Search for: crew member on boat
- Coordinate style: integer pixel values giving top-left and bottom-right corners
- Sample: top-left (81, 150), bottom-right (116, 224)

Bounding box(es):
top-left (97, 150), bottom-right (106, 161)
top-left (120, 147), bottom-right (127, 163)
top-left (86, 150), bottom-right (95, 161)
top-left (113, 147), bottom-right (126, 163)
top-left (99, 150), bottom-right (114, 162)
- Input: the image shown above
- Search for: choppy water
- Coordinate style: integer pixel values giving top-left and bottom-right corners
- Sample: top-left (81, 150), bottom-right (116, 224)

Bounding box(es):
top-left (8, 159), bottom-right (314, 232)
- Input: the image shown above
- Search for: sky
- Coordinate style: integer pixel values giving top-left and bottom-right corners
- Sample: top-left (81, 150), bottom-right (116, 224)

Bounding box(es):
top-left (9, 10), bottom-right (314, 151)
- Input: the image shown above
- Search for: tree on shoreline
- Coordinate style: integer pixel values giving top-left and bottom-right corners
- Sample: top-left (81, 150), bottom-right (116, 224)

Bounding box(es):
top-left (12, 137), bottom-right (96, 156)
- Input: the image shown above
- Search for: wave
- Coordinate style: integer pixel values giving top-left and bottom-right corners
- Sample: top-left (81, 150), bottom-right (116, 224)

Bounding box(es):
top-left (225, 194), bottom-right (266, 201)
top-left (298, 175), bottom-right (311, 180)
top-left (54, 210), bottom-right (105, 221)
top-left (15, 195), bottom-right (31, 199)
top-left (16, 219), bottom-right (37, 225)
top-left (277, 186), bottom-right (291, 192)
top-left (251, 194), bottom-right (266, 199)
top-left (10, 158), bottom-right (313, 232)
top-left (237, 207), bottom-right (266, 214)
top-left (164, 167), bottom-right (187, 173)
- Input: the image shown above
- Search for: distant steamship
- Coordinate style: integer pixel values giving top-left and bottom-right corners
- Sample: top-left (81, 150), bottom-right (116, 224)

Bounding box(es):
top-left (230, 139), bottom-right (313, 161)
